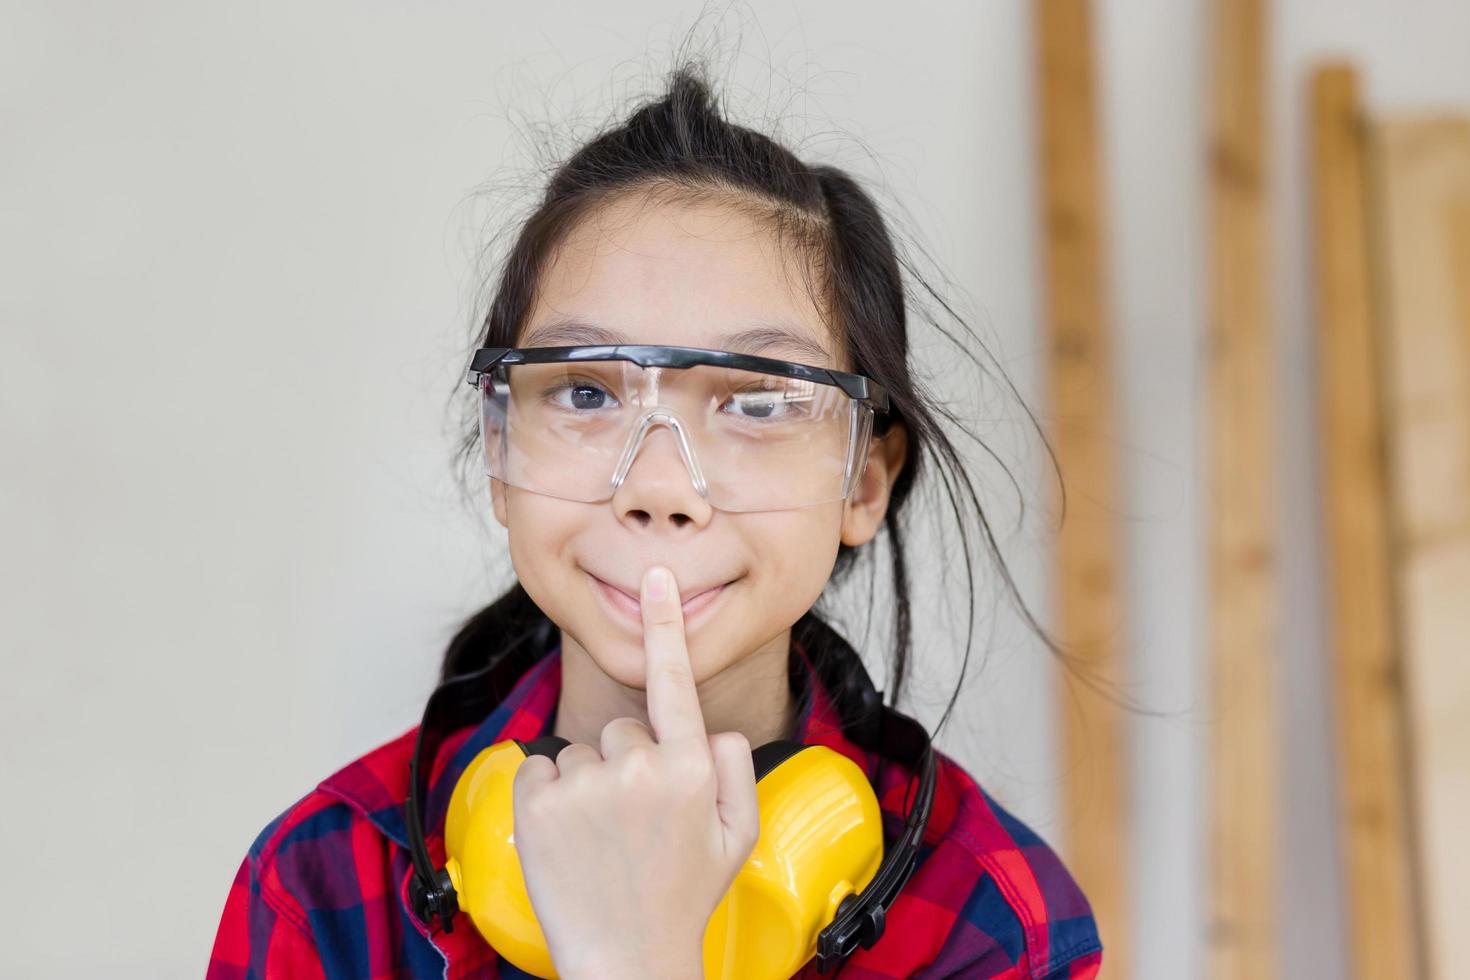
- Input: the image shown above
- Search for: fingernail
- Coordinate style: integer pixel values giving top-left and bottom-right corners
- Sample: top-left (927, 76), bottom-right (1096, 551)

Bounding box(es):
top-left (647, 567), bottom-right (670, 601)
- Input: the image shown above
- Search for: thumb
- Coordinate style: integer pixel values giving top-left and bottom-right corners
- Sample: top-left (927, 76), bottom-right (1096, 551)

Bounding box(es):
top-left (708, 731), bottom-right (760, 860)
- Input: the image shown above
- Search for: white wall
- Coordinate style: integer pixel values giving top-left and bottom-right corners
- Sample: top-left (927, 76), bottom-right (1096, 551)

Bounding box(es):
top-left (3, 2), bottom-right (1467, 976)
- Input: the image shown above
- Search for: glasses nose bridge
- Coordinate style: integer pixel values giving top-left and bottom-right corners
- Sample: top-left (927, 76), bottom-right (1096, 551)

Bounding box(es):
top-left (610, 407), bottom-right (710, 499)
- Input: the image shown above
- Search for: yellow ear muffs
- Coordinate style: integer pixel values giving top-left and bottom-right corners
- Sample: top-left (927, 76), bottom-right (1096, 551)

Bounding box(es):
top-left (442, 735), bottom-right (884, 980)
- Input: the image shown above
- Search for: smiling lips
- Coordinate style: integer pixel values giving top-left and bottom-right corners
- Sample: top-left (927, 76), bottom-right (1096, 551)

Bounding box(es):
top-left (588, 570), bottom-right (731, 623)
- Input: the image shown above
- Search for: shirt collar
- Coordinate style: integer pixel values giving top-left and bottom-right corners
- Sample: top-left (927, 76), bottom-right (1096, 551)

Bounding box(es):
top-left (323, 627), bottom-right (879, 853)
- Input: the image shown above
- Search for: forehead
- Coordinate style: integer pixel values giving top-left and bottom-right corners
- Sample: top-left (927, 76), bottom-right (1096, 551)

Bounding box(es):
top-left (520, 192), bottom-right (839, 368)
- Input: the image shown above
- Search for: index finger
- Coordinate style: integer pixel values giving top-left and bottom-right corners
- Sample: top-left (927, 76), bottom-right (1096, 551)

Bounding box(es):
top-left (640, 565), bottom-right (706, 745)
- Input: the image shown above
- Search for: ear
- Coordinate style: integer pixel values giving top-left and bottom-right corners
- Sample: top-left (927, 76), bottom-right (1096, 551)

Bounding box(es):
top-left (840, 423), bottom-right (908, 548)
top-left (489, 477), bottom-right (509, 528)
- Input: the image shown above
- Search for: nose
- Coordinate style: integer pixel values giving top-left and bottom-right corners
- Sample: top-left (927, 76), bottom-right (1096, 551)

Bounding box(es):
top-left (609, 415), bottom-right (714, 531)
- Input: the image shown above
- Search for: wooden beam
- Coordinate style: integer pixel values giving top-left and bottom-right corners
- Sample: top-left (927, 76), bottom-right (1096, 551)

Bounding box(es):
top-left (1204, 0), bottom-right (1279, 975)
top-left (1369, 113), bottom-right (1470, 980)
top-left (1307, 63), bottom-right (1423, 980)
top-left (1032, 1), bottom-right (1130, 973)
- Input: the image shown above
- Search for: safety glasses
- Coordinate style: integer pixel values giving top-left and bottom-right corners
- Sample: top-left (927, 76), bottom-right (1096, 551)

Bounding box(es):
top-left (465, 345), bottom-right (892, 513)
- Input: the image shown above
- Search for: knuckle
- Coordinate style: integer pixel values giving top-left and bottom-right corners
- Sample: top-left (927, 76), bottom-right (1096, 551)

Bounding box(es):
top-left (513, 756), bottom-right (544, 786)
top-left (669, 747), bottom-right (713, 786)
top-left (721, 731), bottom-right (751, 755)
top-left (616, 745), bottom-right (660, 788)
top-left (657, 662), bottom-right (694, 692)
top-left (512, 777), bottom-right (550, 819)
top-left (601, 717), bottom-right (651, 758)
top-left (604, 716), bottom-right (649, 738)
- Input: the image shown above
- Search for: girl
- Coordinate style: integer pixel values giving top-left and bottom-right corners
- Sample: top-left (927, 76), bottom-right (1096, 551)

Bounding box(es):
top-left (207, 63), bottom-right (1103, 979)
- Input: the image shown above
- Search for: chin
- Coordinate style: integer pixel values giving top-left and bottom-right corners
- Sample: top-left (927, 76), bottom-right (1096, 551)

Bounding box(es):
top-left (577, 615), bottom-right (744, 690)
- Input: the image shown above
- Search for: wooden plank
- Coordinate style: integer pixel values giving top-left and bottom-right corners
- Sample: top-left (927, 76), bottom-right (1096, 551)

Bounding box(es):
top-left (1204, 0), bottom-right (1279, 976)
top-left (1032, 1), bottom-right (1130, 974)
top-left (1368, 114), bottom-right (1470, 980)
top-left (1307, 63), bottom-right (1424, 980)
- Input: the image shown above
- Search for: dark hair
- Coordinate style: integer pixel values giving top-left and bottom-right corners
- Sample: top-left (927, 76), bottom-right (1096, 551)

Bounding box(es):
top-left (440, 60), bottom-right (1086, 742)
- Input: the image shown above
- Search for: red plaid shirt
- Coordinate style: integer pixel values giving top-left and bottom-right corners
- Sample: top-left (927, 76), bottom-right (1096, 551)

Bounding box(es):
top-left (207, 634), bottom-right (1102, 978)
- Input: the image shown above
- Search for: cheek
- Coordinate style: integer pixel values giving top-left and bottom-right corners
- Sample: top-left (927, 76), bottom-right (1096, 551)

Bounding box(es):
top-left (744, 506), bottom-right (843, 609)
top-left (503, 490), bottom-right (579, 597)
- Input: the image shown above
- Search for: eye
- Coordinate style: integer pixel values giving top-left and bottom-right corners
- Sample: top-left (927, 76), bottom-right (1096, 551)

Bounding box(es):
top-left (722, 384), bottom-right (803, 422)
top-left (543, 378), bottom-right (621, 412)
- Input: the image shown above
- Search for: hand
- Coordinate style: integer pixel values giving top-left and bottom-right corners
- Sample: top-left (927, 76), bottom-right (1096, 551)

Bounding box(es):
top-left (510, 565), bottom-right (761, 980)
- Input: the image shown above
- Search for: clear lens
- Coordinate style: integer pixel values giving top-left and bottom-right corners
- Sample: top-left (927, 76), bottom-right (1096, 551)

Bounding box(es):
top-left (477, 358), bottom-right (872, 512)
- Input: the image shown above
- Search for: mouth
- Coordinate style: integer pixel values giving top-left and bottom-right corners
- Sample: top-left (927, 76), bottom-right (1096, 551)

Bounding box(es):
top-left (585, 569), bottom-right (736, 627)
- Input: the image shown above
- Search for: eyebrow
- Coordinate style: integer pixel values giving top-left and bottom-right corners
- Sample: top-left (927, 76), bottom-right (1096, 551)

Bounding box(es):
top-left (519, 315), bottom-right (834, 366)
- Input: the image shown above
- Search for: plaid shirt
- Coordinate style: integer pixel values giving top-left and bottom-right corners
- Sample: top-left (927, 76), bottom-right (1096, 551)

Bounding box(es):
top-left (207, 635), bottom-right (1102, 979)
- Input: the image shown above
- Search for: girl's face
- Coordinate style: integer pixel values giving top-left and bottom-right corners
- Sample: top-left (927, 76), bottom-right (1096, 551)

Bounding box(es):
top-left (489, 190), bottom-right (906, 690)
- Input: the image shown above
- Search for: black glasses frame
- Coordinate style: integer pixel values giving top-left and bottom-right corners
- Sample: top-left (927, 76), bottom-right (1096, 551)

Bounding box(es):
top-left (466, 345), bottom-right (894, 432)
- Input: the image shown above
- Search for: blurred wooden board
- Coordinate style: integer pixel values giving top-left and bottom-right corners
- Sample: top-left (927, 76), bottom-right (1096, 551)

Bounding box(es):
top-left (1369, 114), bottom-right (1470, 980)
top-left (1032, 1), bottom-right (1130, 973)
top-left (1204, 0), bottom-right (1279, 976)
top-left (1308, 64), bottom-right (1422, 980)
